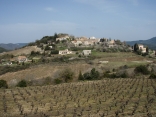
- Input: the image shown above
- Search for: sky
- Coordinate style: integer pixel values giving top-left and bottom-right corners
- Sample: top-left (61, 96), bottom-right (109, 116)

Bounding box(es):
top-left (0, 0), bottom-right (156, 43)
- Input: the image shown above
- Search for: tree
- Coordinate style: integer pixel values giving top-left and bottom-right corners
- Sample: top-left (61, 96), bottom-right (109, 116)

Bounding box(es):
top-left (78, 71), bottom-right (84, 80)
top-left (146, 47), bottom-right (149, 53)
top-left (44, 45), bottom-right (51, 51)
top-left (149, 73), bottom-right (156, 79)
top-left (134, 43), bottom-right (139, 52)
top-left (54, 33), bottom-right (58, 42)
top-left (134, 65), bottom-right (150, 75)
top-left (31, 51), bottom-right (35, 55)
top-left (83, 68), bottom-right (100, 80)
top-left (90, 68), bottom-right (100, 80)
top-left (54, 78), bottom-right (62, 84)
top-left (0, 80), bottom-right (8, 88)
top-left (51, 50), bottom-right (59, 54)
top-left (83, 72), bottom-right (92, 80)
top-left (61, 69), bottom-right (74, 82)
top-left (16, 80), bottom-right (27, 87)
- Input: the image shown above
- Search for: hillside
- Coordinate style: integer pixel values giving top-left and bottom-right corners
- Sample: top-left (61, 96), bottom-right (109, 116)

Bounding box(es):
top-left (0, 46), bottom-right (43, 56)
top-left (0, 47), bottom-right (8, 53)
top-left (0, 43), bottom-right (27, 50)
top-left (126, 37), bottom-right (156, 50)
top-left (0, 52), bottom-right (153, 87)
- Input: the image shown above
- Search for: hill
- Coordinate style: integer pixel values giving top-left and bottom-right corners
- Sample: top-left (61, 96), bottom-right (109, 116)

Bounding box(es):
top-left (126, 37), bottom-right (156, 50)
top-left (0, 46), bottom-right (43, 56)
top-left (0, 47), bottom-right (8, 53)
top-left (0, 43), bottom-right (28, 50)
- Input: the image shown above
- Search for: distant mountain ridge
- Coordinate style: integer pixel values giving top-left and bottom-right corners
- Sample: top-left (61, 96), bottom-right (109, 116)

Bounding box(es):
top-left (0, 43), bottom-right (28, 50)
top-left (0, 47), bottom-right (8, 53)
top-left (126, 37), bottom-right (156, 50)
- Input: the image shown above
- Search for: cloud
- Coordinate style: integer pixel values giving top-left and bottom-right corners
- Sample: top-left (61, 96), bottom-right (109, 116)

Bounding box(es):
top-left (45, 7), bottom-right (56, 12)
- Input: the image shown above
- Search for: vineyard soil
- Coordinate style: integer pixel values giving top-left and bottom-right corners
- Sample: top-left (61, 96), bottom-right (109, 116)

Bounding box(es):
top-left (0, 78), bottom-right (156, 117)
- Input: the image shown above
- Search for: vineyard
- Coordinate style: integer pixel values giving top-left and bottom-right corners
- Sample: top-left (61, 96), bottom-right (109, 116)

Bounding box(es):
top-left (0, 78), bottom-right (156, 117)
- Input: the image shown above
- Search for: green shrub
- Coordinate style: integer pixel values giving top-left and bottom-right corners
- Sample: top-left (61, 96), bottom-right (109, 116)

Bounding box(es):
top-left (16, 80), bottom-right (27, 87)
top-left (78, 54), bottom-right (81, 58)
top-left (54, 78), bottom-right (62, 84)
top-left (104, 71), bottom-right (128, 78)
top-left (134, 65), bottom-right (150, 75)
top-left (0, 80), bottom-right (8, 88)
top-left (90, 68), bottom-right (100, 80)
top-left (44, 77), bottom-right (52, 85)
top-left (51, 50), bottom-right (59, 54)
top-left (82, 68), bottom-right (100, 80)
top-left (103, 71), bottom-right (116, 78)
top-left (142, 53), bottom-right (148, 56)
top-left (83, 72), bottom-right (92, 80)
top-left (44, 45), bottom-right (51, 51)
top-left (149, 73), bottom-right (156, 79)
top-left (78, 71), bottom-right (84, 80)
top-left (61, 69), bottom-right (74, 82)
top-left (120, 73), bottom-right (128, 78)
top-left (103, 72), bottom-right (110, 78)
top-left (31, 51), bottom-right (40, 56)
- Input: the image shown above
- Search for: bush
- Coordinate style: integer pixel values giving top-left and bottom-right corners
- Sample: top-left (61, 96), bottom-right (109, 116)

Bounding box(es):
top-left (44, 45), bottom-right (51, 51)
top-left (16, 80), bottom-right (27, 87)
top-left (103, 72), bottom-right (117, 78)
top-left (103, 71), bottom-right (128, 78)
top-left (44, 77), bottom-right (52, 85)
top-left (134, 65), bottom-right (150, 75)
top-left (82, 68), bottom-right (100, 80)
top-left (0, 80), bottom-right (8, 88)
top-left (90, 68), bottom-right (100, 80)
top-left (31, 51), bottom-right (40, 56)
top-left (51, 50), bottom-right (59, 54)
top-left (61, 69), bottom-right (74, 82)
top-left (103, 72), bottom-right (110, 78)
top-left (120, 73), bottom-right (128, 78)
top-left (142, 53), bottom-right (148, 56)
top-left (54, 78), bottom-right (62, 84)
top-left (149, 73), bottom-right (156, 79)
top-left (78, 71), bottom-right (84, 80)
top-left (83, 72), bottom-right (92, 80)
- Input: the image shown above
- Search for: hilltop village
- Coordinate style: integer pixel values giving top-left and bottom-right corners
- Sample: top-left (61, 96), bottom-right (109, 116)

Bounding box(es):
top-left (1, 33), bottom-right (155, 65)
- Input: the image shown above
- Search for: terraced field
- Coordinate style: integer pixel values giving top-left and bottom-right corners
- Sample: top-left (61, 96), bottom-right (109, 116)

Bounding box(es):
top-left (0, 78), bottom-right (156, 117)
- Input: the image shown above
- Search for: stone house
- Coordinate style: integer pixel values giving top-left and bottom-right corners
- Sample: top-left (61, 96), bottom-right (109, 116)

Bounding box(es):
top-left (71, 40), bottom-right (82, 47)
top-left (108, 40), bottom-right (116, 48)
top-left (138, 44), bottom-right (146, 53)
top-left (82, 50), bottom-right (91, 56)
top-left (17, 56), bottom-right (28, 63)
top-left (47, 41), bottom-right (55, 45)
top-left (56, 36), bottom-right (69, 41)
top-left (89, 36), bottom-right (96, 39)
top-left (59, 49), bottom-right (73, 55)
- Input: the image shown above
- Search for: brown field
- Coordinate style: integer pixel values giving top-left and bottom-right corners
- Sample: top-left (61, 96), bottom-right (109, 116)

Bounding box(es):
top-left (0, 52), bottom-right (153, 87)
top-left (0, 62), bottom-right (91, 86)
top-left (0, 78), bottom-right (156, 117)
